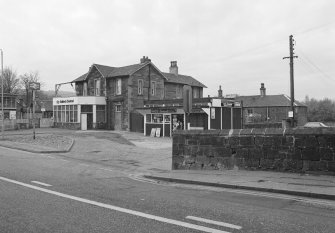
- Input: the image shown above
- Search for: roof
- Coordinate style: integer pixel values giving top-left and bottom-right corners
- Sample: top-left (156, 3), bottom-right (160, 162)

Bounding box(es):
top-left (72, 62), bottom-right (151, 82)
top-left (162, 72), bottom-right (207, 88)
top-left (235, 94), bottom-right (306, 108)
top-left (72, 62), bottom-right (205, 88)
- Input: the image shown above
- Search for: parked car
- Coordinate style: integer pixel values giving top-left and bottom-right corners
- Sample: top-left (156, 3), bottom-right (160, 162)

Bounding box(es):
top-left (303, 122), bottom-right (328, 128)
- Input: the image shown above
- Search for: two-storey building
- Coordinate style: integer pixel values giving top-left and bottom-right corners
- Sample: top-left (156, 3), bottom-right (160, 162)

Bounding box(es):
top-left (53, 57), bottom-right (207, 134)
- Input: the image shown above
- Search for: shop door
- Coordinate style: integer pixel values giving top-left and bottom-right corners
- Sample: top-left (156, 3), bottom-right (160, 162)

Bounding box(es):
top-left (87, 113), bottom-right (93, 129)
top-left (81, 114), bottom-right (87, 130)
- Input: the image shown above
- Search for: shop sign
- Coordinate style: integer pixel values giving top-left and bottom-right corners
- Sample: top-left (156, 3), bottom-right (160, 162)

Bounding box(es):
top-left (151, 108), bottom-right (176, 113)
top-left (211, 108), bottom-right (215, 119)
top-left (53, 97), bottom-right (78, 105)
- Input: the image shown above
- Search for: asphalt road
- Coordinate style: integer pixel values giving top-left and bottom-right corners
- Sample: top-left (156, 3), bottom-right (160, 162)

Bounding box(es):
top-left (0, 147), bottom-right (334, 233)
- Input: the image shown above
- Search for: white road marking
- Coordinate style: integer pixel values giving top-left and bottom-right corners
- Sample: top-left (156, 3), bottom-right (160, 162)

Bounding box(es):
top-left (0, 176), bottom-right (229, 233)
top-left (31, 181), bottom-right (52, 187)
top-left (186, 216), bottom-right (242, 230)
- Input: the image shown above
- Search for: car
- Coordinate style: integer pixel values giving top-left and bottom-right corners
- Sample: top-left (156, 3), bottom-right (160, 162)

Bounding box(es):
top-left (303, 122), bottom-right (328, 128)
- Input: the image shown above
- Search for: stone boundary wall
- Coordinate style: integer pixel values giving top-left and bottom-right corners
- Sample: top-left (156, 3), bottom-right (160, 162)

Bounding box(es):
top-left (172, 128), bottom-right (335, 175)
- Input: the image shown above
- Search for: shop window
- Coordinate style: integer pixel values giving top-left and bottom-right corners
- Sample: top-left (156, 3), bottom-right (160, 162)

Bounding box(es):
top-left (152, 114), bottom-right (163, 123)
top-left (151, 81), bottom-right (156, 96)
top-left (116, 78), bottom-right (122, 95)
top-left (164, 115), bottom-right (171, 123)
top-left (138, 79), bottom-right (143, 95)
top-left (146, 114), bottom-right (152, 123)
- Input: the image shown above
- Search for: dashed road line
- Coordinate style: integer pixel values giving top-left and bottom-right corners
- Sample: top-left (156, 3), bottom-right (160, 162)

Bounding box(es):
top-left (186, 216), bottom-right (242, 230)
top-left (31, 181), bottom-right (52, 187)
top-left (0, 176), bottom-right (229, 233)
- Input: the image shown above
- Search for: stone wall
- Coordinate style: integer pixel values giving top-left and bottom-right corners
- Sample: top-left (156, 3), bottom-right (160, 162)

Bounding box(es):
top-left (172, 128), bottom-right (335, 175)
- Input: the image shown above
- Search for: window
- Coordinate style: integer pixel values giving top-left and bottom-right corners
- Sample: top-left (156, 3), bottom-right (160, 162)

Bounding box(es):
top-left (116, 78), bottom-right (121, 95)
top-left (116, 105), bottom-right (121, 112)
top-left (138, 79), bottom-right (143, 95)
top-left (176, 85), bottom-right (182, 98)
top-left (247, 109), bottom-right (253, 115)
top-left (83, 82), bottom-right (88, 96)
top-left (151, 81), bottom-right (156, 96)
top-left (94, 79), bottom-right (100, 96)
top-left (96, 105), bottom-right (105, 122)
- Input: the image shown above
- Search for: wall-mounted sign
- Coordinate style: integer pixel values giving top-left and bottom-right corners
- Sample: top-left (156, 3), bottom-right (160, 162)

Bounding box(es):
top-left (151, 108), bottom-right (176, 113)
top-left (9, 111), bottom-right (16, 120)
top-left (288, 111), bottom-right (293, 118)
top-left (211, 108), bottom-right (215, 119)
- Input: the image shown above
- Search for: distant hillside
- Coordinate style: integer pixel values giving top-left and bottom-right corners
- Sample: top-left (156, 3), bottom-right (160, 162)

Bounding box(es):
top-left (43, 90), bottom-right (75, 98)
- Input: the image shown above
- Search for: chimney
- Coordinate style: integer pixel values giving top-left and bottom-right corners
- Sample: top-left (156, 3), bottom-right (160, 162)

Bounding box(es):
top-left (218, 85), bottom-right (223, 97)
top-left (140, 56), bottom-right (151, 63)
top-left (169, 61), bottom-right (178, 75)
top-left (260, 83), bottom-right (266, 97)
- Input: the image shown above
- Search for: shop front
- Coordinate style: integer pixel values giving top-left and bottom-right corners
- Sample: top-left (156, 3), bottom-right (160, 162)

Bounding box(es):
top-left (53, 96), bottom-right (106, 130)
top-left (136, 107), bottom-right (186, 137)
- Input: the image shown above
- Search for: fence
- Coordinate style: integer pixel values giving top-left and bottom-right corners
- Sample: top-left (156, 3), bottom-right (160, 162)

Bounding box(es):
top-left (0, 118), bottom-right (54, 131)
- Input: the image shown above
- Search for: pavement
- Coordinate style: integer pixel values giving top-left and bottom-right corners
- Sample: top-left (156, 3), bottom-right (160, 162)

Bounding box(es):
top-left (1, 128), bottom-right (335, 201)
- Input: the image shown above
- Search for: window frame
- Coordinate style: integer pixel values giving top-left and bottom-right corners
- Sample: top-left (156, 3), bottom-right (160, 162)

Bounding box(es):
top-left (116, 78), bottom-right (122, 95)
top-left (151, 81), bottom-right (156, 96)
top-left (94, 79), bottom-right (100, 96)
top-left (138, 79), bottom-right (143, 95)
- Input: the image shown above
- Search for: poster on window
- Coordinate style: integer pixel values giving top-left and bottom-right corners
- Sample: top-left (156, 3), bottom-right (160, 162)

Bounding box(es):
top-left (10, 111), bottom-right (16, 120)
top-left (211, 108), bottom-right (215, 119)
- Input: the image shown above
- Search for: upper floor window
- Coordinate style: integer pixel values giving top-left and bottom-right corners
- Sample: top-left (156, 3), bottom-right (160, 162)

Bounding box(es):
top-left (138, 79), bottom-right (143, 95)
top-left (193, 88), bottom-right (199, 98)
top-left (83, 82), bottom-right (88, 96)
top-left (116, 78), bottom-right (121, 95)
top-left (176, 85), bottom-right (182, 98)
top-left (151, 81), bottom-right (156, 96)
top-left (94, 79), bottom-right (100, 96)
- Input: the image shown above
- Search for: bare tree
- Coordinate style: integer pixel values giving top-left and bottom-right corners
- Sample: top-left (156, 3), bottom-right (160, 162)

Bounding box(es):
top-left (0, 66), bottom-right (21, 94)
top-left (20, 71), bottom-right (42, 107)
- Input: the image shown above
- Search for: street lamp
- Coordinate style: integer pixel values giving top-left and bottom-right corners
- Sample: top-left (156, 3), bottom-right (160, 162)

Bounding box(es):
top-left (0, 49), bottom-right (3, 140)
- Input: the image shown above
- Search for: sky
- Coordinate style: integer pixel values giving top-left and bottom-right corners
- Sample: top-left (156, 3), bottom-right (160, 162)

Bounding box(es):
top-left (0, 0), bottom-right (334, 101)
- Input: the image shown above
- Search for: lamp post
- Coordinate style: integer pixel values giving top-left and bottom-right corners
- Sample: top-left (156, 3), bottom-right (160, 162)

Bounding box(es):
top-left (1, 49), bottom-right (4, 140)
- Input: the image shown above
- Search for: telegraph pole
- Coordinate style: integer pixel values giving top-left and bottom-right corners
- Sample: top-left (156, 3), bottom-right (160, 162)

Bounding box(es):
top-left (283, 35), bottom-right (298, 127)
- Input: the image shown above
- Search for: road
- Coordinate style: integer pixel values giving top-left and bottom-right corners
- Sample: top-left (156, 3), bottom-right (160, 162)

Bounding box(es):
top-left (0, 146), bottom-right (334, 233)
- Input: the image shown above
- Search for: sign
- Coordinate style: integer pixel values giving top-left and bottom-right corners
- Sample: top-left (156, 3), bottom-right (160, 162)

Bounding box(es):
top-left (41, 108), bottom-right (46, 112)
top-left (29, 82), bottom-right (40, 90)
top-left (150, 128), bottom-right (156, 137)
top-left (211, 108), bottom-right (215, 119)
top-left (288, 111), bottom-right (293, 118)
top-left (9, 111), bottom-right (16, 120)
top-left (151, 108), bottom-right (176, 113)
top-left (53, 97), bottom-right (78, 105)
top-left (155, 128), bottom-right (161, 137)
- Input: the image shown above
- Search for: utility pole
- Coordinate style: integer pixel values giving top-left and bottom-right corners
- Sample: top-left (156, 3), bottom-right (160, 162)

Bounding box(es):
top-left (283, 35), bottom-right (298, 127)
top-left (1, 49), bottom-right (4, 139)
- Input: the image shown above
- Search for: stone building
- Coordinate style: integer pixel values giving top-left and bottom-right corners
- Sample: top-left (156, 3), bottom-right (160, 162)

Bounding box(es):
top-left (53, 57), bottom-right (207, 133)
top-left (233, 83), bottom-right (307, 128)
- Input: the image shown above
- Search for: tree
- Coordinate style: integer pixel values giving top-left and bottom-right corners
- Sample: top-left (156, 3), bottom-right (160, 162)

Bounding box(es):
top-left (20, 71), bottom-right (42, 108)
top-left (0, 66), bottom-right (21, 94)
top-left (303, 96), bottom-right (335, 122)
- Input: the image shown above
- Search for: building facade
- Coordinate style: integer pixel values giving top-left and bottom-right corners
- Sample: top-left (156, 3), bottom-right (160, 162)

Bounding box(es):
top-left (53, 57), bottom-right (207, 133)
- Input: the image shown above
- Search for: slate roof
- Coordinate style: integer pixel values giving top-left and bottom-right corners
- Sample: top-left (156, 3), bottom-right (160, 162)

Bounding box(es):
top-left (72, 62), bottom-right (206, 88)
top-left (235, 94), bottom-right (306, 108)
top-left (162, 72), bottom-right (207, 88)
top-left (72, 62), bottom-right (150, 82)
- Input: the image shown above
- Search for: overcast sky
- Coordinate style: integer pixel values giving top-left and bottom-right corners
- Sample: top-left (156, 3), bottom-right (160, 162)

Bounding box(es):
top-left (1, 0), bottom-right (334, 100)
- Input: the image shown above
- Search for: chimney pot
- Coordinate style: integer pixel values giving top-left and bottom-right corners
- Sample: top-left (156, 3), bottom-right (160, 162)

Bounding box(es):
top-left (260, 83), bottom-right (266, 97)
